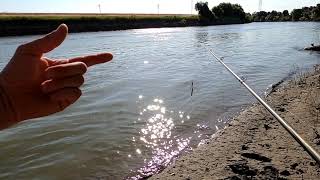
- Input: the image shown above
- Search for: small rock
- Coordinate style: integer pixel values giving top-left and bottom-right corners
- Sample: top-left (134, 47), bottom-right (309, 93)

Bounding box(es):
top-left (296, 169), bottom-right (304, 174)
top-left (314, 138), bottom-right (320, 145)
top-left (264, 124), bottom-right (271, 130)
top-left (170, 173), bottom-right (175, 176)
top-left (262, 166), bottom-right (279, 179)
top-left (278, 177), bottom-right (288, 180)
top-left (290, 163), bottom-right (298, 170)
top-left (205, 167), bottom-right (210, 172)
top-left (265, 144), bottom-right (271, 148)
top-left (280, 170), bottom-right (290, 176)
top-left (310, 161), bottom-right (316, 166)
top-left (224, 176), bottom-right (241, 180)
top-left (241, 145), bottom-right (249, 150)
top-left (259, 143), bottom-right (271, 148)
top-left (241, 153), bottom-right (272, 162)
top-left (228, 162), bottom-right (257, 176)
top-left (314, 131), bottom-right (320, 139)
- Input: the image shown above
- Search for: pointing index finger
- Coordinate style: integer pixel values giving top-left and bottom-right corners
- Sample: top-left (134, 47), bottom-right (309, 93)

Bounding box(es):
top-left (68, 53), bottom-right (113, 67)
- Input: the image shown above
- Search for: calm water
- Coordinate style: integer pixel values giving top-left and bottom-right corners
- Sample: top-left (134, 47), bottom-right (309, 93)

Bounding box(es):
top-left (0, 22), bottom-right (320, 179)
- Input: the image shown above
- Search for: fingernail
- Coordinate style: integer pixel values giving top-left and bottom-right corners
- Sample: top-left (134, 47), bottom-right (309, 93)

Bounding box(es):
top-left (58, 24), bottom-right (68, 33)
top-left (106, 53), bottom-right (113, 60)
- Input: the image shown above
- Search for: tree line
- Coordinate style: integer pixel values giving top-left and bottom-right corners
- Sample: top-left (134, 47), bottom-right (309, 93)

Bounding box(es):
top-left (252, 4), bottom-right (320, 22)
top-left (195, 2), bottom-right (320, 23)
top-left (195, 2), bottom-right (251, 24)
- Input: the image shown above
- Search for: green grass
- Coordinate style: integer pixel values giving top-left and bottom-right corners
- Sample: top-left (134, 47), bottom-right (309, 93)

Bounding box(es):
top-left (0, 15), bottom-right (199, 22)
top-left (0, 14), bottom-right (200, 36)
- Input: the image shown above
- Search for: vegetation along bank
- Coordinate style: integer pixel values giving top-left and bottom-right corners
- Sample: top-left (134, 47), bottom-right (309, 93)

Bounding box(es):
top-left (0, 2), bottom-right (250, 37)
top-left (1, 2), bottom-right (320, 37)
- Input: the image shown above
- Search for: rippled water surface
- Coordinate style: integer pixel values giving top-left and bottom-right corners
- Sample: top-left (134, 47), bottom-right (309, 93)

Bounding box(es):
top-left (1, 22), bottom-right (320, 179)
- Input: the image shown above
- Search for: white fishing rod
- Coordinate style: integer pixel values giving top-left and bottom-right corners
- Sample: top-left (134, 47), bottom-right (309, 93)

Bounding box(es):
top-left (207, 48), bottom-right (320, 164)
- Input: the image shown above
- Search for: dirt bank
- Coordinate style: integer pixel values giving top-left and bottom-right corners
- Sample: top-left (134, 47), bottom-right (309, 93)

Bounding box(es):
top-left (150, 65), bottom-right (320, 179)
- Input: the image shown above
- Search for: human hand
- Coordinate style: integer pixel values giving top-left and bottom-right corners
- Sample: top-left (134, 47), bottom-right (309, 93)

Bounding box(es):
top-left (0, 24), bottom-right (113, 129)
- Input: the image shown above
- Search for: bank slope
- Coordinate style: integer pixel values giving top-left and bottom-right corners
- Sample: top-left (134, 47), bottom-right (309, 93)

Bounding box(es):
top-left (151, 66), bottom-right (320, 179)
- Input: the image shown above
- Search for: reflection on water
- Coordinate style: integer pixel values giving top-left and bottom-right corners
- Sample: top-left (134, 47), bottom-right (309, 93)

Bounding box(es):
top-left (196, 31), bottom-right (209, 44)
top-left (131, 97), bottom-right (191, 178)
top-left (1, 22), bottom-right (320, 179)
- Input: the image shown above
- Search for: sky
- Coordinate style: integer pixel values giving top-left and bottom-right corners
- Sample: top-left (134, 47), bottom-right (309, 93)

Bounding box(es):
top-left (0, 0), bottom-right (319, 14)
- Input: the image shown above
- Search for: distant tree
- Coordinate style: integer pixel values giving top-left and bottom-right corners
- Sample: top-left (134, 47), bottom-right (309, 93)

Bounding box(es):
top-left (216, 3), bottom-right (234, 17)
top-left (281, 10), bottom-right (291, 21)
top-left (195, 2), bottom-right (216, 21)
top-left (312, 4), bottom-right (320, 21)
top-left (245, 13), bottom-right (252, 23)
top-left (265, 13), bottom-right (272, 21)
top-left (231, 4), bottom-right (246, 21)
top-left (194, 1), bottom-right (249, 24)
top-left (291, 9), bottom-right (303, 21)
top-left (211, 3), bottom-right (246, 22)
top-left (301, 7), bottom-right (312, 20)
top-left (252, 11), bottom-right (268, 22)
top-left (265, 10), bottom-right (281, 21)
top-left (283, 10), bottom-right (289, 17)
top-left (212, 6), bottom-right (224, 17)
top-left (251, 3), bottom-right (320, 22)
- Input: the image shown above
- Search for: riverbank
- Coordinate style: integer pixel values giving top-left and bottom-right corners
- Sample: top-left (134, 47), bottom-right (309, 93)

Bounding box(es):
top-left (0, 14), bottom-right (247, 37)
top-left (150, 65), bottom-right (320, 179)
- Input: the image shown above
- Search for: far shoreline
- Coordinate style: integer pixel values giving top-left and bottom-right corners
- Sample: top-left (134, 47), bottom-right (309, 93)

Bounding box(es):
top-left (0, 13), bottom-right (247, 37)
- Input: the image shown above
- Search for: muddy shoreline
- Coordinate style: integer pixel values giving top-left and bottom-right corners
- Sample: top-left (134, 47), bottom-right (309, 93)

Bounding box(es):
top-left (150, 65), bottom-right (320, 179)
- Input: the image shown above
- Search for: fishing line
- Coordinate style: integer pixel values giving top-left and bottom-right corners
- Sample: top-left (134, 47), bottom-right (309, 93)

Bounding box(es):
top-left (206, 47), bottom-right (320, 165)
top-left (178, 48), bottom-right (221, 120)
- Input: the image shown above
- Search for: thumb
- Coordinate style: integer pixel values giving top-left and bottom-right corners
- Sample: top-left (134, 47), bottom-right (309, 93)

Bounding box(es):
top-left (19, 24), bottom-right (68, 55)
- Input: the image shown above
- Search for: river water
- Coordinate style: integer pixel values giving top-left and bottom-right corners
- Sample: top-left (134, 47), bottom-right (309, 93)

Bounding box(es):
top-left (0, 22), bottom-right (320, 179)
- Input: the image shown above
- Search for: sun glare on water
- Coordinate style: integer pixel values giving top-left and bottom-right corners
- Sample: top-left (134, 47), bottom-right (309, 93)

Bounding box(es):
top-left (129, 96), bottom-right (192, 178)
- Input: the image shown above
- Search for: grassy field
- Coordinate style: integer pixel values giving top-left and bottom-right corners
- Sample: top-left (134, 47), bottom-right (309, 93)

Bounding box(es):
top-left (0, 12), bottom-right (195, 16)
top-left (0, 13), bottom-right (200, 36)
top-left (0, 13), bottom-right (248, 37)
top-left (0, 13), bottom-right (198, 21)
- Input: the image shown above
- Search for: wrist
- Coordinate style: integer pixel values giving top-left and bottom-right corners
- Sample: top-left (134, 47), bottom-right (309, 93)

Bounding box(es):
top-left (0, 76), bottom-right (18, 129)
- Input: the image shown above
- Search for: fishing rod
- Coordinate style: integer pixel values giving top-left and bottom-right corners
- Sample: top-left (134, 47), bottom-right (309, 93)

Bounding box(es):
top-left (207, 48), bottom-right (320, 164)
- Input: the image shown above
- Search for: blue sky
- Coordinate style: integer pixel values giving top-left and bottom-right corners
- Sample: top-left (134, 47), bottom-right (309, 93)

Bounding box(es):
top-left (0, 0), bottom-right (319, 14)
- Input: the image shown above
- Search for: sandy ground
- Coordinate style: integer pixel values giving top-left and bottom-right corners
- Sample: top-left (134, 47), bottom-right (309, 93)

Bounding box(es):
top-left (150, 66), bottom-right (320, 180)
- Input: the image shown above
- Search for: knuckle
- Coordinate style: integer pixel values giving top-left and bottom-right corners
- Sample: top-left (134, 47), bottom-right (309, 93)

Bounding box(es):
top-left (17, 44), bottom-right (28, 52)
top-left (77, 89), bottom-right (82, 97)
top-left (78, 63), bottom-right (87, 74)
top-left (51, 66), bottom-right (64, 73)
top-left (70, 76), bottom-right (84, 86)
top-left (60, 103), bottom-right (67, 111)
top-left (78, 76), bottom-right (85, 85)
top-left (55, 100), bottom-right (67, 111)
top-left (73, 88), bottom-right (82, 98)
